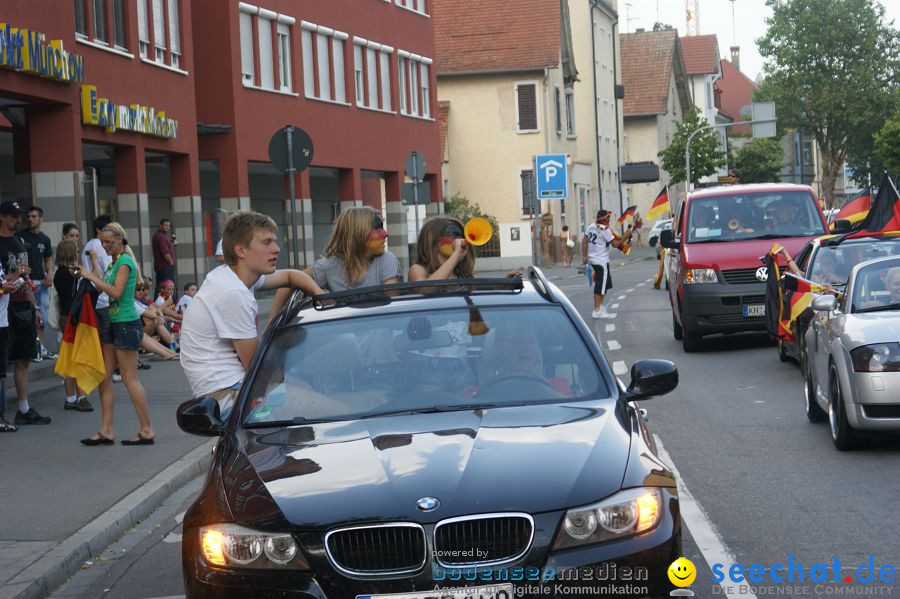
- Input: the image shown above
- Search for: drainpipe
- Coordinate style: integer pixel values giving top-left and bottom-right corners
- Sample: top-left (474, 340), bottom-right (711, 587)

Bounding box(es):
top-left (610, 15), bottom-right (622, 219)
top-left (590, 0), bottom-right (621, 216)
top-left (590, 2), bottom-right (603, 211)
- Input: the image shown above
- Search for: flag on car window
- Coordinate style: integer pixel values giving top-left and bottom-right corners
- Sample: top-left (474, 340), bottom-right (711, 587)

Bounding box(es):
top-left (54, 280), bottom-right (106, 394)
top-left (846, 175), bottom-right (900, 237)
top-left (781, 274), bottom-right (833, 340)
top-left (646, 188), bottom-right (670, 220)
top-left (616, 205), bottom-right (637, 225)
top-left (831, 187), bottom-right (871, 229)
top-left (763, 245), bottom-right (791, 340)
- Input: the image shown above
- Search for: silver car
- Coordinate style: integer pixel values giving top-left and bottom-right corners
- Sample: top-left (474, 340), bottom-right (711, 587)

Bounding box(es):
top-left (803, 255), bottom-right (900, 450)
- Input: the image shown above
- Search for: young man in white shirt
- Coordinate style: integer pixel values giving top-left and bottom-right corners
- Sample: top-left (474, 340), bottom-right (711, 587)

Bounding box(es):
top-left (180, 211), bottom-right (324, 419)
top-left (582, 209), bottom-right (632, 319)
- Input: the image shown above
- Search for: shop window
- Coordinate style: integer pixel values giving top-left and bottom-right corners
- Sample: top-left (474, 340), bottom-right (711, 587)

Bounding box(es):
top-left (301, 21), bottom-right (348, 103)
top-left (353, 37), bottom-right (392, 110)
top-left (398, 51), bottom-right (432, 118)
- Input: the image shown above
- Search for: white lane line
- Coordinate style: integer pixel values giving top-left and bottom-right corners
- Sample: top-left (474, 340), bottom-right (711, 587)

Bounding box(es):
top-left (162, 531), bottom-right (182, 543)
top-left (605, 312), bottom-right (617, 318)
top-left (612, 361), bottom-right (627, 375)
top-left (655, 436), bottom-right (757, 599)
top-left (605, 324), bottom-right (615, 332)
top-left (607, 340), bottom-right (622, 351)
top-left (626, 287), bottom-right (635, 292)
top-left (617, 295), bottom-right (626, 300)
top-left (611, 303), bottom-right (620, 309)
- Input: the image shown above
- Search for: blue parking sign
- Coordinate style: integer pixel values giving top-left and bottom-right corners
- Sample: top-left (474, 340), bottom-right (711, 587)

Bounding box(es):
top-left (535, 154), bottom-right (568, 200)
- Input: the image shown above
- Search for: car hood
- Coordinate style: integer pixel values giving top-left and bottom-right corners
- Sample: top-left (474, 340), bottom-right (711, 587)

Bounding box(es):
top-left (842, 313), bottom-right (900, 348)
top-left (683, 237), bottom-right (812, 271)
top-left (230, 401), bottom-right (630, 527)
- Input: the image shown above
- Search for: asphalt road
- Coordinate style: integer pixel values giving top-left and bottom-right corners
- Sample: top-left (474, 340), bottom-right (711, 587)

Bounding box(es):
top-left (52, 258), bottom-right (900, 599)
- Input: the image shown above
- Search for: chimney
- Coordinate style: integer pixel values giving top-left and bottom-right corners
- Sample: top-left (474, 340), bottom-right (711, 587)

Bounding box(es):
top-left (730, 45), bottom-right (740, 70)
top-left (635, 28), bottom-right (645, 33)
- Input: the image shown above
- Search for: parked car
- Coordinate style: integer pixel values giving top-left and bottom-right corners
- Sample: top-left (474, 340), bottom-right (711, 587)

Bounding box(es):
top-left (659, 183), bottom-right (828, 352)
top-left (803, 256), bottom-right (900, 450)
top-left (177, 271), bottom-right (682, 598)
top-left (771, 234), bottom-right (900, 363)
top-left (648, 218), bottom-right (673, 248)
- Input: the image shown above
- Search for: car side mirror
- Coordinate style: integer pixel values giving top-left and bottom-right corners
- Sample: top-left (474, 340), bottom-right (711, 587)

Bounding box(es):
top-left (624, 359), bottom-right (678, 401)
top-left (659, 229), bottom-right (679, 249)
top-left (811, 294), bottom-right (838, 312)
top-left (177, 396), bottom-right (225, 436)
top-left (830, 219), bottom-right (852, 233)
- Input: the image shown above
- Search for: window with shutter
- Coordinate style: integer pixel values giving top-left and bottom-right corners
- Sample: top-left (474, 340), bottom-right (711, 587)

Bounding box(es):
top-left (353, 44), bottom-right (364, 106)
top-left (152, 0), bottom-right (166, 61)
top-left (112, 0), bottom-right (126, 47)
top-left (167, 0), bottom-right (181, 66)
top-left (276, 23), bottom-right (291, 91)
top-left (258, 16), bottom-right (274, 89)
top-left (398, 56), bottom-right (407, 113)
top-left (332, 37), bottom-right (345, 103)
top-left (554, 86), bottom-right (561, 134)
top-left (521, 170), bottom-right (535, 215)
top-left (516, 83), bottom-right (538, 132)
top-left (137, 0), bottom-right (149, 56)
top-left (75, 0), bottom-right (88, 36)
top-left (419, 63), bottom-right (429, 118)
top-left (365, 48), bottom-right (377, 108)
top-left (379, 51), bottom-right (391, 111)
top-left (301, 29), bottom-right (315, 97)
top-left (92, 0), bottom-right (107, 42)
top-left (239, 11), bottom-right (254, 84)
top-left (315, 33), bottom-right (331, 100)
top-left (408, 59), bottom-right (418, 115)
top-left (565, 89), bottom-right (575, 136)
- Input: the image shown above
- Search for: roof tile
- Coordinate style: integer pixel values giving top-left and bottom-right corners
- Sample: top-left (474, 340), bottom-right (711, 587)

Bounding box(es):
top-left (620, 30), bottom-right (678, 116)
top-left (680, 35), bottom-right (719, 75)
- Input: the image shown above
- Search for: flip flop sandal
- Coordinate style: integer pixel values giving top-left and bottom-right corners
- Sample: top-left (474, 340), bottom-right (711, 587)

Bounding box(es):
top-left (81, 433), bottom-right (114, 446)
top-left (121, 433), bottom-right (155, 445)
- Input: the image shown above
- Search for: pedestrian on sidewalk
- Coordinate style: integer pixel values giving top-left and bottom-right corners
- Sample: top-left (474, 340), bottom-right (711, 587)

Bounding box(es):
top-left (152, 218), bottom-right (176, 297)
top-left (583, 210), bottom-right (632, 319)
top-left (180, 210), bottom-right (324, 420)
top-left (0, 201), bottom-right (51, 425)
top-left (560, 225), bottom-right (575, 267)
top-left (62, 222), bottom-right (80, 243)
top-left (77, 222), bottom-right (155, 446)
top-left (0, 264), bottom-right (23, 431)
top-left (54, 239), bottom-right (92, 412)
top-left (20, 205), bottom-right (56, 361)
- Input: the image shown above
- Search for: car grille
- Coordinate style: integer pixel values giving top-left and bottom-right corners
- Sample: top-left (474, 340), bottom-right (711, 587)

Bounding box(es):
top-left (706, 314), bottom-right (764, 324)
top-left (433, 514), bottom-right (533, 567)
top-left (325, 523), bottom-right (426, 575)
top-left (722, 268), bottom-right (762, 284)
top-left (863, 405), bottom-right (900, 419)
top-left (742, 294), bottom-right (767, 304)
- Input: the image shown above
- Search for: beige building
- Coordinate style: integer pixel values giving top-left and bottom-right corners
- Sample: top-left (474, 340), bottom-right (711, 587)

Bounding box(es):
top-left (620, 29), bottom-right (692, 222)
top-left (434, 0), bottom-right (621, 267)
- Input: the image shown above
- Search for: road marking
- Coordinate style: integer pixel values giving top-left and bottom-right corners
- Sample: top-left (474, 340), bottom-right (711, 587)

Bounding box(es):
top-left (162, 531), bottom-right (182, 543)
top-left (607, 340), bottom-right (622, 351)
top-left (605, 324), bottom-right (615, 332)
top-left (627, 287), bottom-right (635, 292)
top-left (655, 437), bottom-right (758, 599)
top-left (175, 511), bottom-right (185, 523)
top-left (605, 312), bottom-right (617, 319)
top-left (612, 361), bottom-right (627, 375)
top-left (611, 303), bottom-right (619, 309)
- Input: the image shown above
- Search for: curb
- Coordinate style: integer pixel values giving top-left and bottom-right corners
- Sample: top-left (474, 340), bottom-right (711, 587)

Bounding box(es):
top-left (5, 439), bottom-right (216, 599)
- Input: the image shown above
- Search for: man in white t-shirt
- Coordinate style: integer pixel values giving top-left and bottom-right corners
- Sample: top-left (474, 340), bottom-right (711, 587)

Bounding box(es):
top-left (582, 209), bottom-right (632, 319)
top-left (180, 211), bottom-right (324, 419)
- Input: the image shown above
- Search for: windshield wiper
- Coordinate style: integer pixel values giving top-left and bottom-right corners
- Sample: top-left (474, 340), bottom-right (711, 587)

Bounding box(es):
top-left (359, 403), bottom-right (501, 419)
top-left (245, 416), bottom-right (331, 428)
top-left (689, 237), bottom-right (732, 244)
top-left (854, 302), bottom-right (900, 314)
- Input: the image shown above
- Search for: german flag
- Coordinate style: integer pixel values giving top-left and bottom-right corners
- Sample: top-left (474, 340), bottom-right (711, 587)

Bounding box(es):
top-left (646, 188), bottom-right (670, 220)
top-left (763, 244), bottom-right (790, 340)
top-left (781, 274), bottom-right (832, 340)
top-left (611, 228), bottom-right (631, 255)
top-left (846, 175), bottom-right (900, 237)
top-left (616, 205), bottom-right (637, 226)
top-left (54, 281), bottom-right (106, 394)
top-left (831, 187), bottom-right (871, 228)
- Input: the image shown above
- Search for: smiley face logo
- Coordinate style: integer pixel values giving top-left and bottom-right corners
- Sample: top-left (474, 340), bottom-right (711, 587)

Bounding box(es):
top-left (668, 557), bottom-right (696, 587)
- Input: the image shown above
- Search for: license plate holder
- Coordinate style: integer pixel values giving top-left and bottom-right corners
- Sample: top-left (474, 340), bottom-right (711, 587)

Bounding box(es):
top-left (743, 304), bottom-right (765, 317)
top-left (357, 584), bottom-right (514, 599)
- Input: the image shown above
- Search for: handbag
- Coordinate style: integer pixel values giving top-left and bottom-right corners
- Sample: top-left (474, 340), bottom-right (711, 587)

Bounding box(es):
top-left (566, 235), bottom-right (575, 248)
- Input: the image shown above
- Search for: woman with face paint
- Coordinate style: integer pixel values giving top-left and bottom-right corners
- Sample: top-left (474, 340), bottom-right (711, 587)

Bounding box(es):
top-left (409, 217), bottom-right (475, 281)
top-left (309, 207), bottom-right (403, 292)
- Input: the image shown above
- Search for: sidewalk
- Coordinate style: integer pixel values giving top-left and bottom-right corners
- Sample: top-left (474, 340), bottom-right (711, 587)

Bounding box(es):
top-left (0, 247), bottom-right (656, 599)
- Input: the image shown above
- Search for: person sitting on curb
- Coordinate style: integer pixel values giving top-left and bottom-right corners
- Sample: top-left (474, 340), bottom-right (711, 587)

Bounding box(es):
top-left (180, 211), bottom-right (325, 419)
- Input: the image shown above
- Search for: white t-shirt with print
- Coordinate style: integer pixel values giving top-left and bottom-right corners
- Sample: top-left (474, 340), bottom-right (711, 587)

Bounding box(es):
top-left (175, 294), bottom-right (192, 313)
top-left (83, 237), bottom-right (113, 309)
top-left (585, 223), bottom-right (615, 264)
top-left (180, 265), bottom-right (265, 397)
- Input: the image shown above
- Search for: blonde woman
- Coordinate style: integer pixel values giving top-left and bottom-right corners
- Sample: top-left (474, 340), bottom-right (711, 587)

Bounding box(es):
top-left (54, 239), bottom-right (92, 412)
top-left (409, 217), bottom-right (475, 281)
top-left (76, 222), bottom-right (155, 446)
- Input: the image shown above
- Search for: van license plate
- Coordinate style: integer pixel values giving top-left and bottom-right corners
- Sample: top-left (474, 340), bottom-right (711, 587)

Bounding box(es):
top-left (743, 304), bottom-right (765, 317)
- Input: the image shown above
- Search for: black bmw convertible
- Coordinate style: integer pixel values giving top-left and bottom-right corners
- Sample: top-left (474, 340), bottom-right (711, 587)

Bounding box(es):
top-left (177, 270), bottom-right (681, 598)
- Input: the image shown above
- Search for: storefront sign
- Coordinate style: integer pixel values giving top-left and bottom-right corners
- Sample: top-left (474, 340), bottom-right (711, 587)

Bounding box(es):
top-left (81, 85), bottom-right (179, 139)
top-left (0, 23), bottom-right (85, 83)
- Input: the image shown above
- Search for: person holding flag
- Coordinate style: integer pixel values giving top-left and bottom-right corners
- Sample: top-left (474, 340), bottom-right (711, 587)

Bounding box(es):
top-left (582, 209), bottom-right (632, 319)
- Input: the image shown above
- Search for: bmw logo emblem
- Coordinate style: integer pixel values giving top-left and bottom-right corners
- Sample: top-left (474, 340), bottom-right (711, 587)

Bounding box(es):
top-left (416, 497), bottom-right (440, 511)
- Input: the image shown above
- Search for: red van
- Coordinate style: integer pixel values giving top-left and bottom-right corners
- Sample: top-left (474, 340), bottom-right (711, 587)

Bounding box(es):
top-left (659, 183), bottom-right (828, 352)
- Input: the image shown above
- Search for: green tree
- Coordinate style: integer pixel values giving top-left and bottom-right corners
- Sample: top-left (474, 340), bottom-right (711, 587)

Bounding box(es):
top-left (734, 138), bottom-right (785, 183)
top-left (757, 0), bottom-right (900, 201)
top-left (443, 193), bottom-right (498, 230)
top-left (874, 109), bottom-right (900, 177)
top-left (658, 107), bottom-right (727, 185)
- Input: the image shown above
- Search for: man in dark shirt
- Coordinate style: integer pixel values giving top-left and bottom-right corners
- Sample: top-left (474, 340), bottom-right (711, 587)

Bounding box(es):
top-left (0, 201), bottom-right (49, 425)
top-left (152, 218), bottom-right (176, 296)
top-left (20, 206), bottom-right (55, 360)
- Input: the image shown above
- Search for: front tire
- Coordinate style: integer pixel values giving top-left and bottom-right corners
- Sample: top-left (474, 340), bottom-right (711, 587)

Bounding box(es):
top-left (802, 350), bottom-right (825, 423)
top-left (777, 338), bottom-right (791, 362)
top-left (829, 365), bottom-right (859, 450)
top-left (672, 311), bottom-right (683, 340)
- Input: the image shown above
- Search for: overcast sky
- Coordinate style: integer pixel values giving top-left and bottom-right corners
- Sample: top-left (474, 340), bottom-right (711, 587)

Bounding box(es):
top-left (621, 0), bottom-right (900, 82)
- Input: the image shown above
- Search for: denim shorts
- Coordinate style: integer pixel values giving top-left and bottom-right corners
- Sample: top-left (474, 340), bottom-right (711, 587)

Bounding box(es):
top-left (110, 319), bottom-right (143, 350)
top-left (96, 307), bottom-right (112, 345)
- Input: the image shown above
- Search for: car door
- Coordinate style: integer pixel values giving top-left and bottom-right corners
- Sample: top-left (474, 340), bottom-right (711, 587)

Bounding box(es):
top-left (810, 293), bottom-right (841, 401)
top-left (665, 199), bottom-right (686, 313)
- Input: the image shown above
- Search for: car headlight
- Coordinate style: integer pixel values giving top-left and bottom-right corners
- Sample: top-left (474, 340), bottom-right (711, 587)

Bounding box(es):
top-left (684, 268), bottom-right (717, 284)
top-left (200, 524), bottom-right (309, 569)
top-left (850, 343), bottom-right (900, 372)
top-left (553, 488), bottom-right (662, 550)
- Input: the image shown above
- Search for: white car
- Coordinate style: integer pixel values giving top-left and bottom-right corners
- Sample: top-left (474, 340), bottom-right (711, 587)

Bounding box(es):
top-left (648, 218), bottom-right (673, 247)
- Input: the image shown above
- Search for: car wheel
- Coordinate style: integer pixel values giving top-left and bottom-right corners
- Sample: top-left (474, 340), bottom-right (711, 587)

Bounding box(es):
top-left (802, 351), bottom-right (825, 423)
top-left (649, 236), bottom-right (658, 247)
top-left (828, 365), bottom-right (859, 450)
top-left (672, 311), bottom-right (683, 340)
top-left (777, 338), bottom-right (790, 363)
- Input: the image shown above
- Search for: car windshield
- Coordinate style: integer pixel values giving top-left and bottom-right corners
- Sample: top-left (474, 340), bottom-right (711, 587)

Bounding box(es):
top-left (809, 240), bottom-right (900, 288)
top-left (242, 306), bottom-right (610, 426)
top-left (851, 257), bottom-right (900, 313)
top-left (686, 191), bottom-right (826, 243)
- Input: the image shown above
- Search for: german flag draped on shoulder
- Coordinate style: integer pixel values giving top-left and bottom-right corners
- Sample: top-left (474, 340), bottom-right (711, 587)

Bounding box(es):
top-left (54, 279), bottom-right (106, 394)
